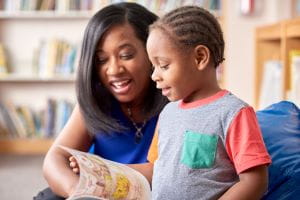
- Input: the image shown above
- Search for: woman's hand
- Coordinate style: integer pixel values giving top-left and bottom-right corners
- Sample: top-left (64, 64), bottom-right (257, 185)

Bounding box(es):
top-left (69, 156), bottom-right (80, 174)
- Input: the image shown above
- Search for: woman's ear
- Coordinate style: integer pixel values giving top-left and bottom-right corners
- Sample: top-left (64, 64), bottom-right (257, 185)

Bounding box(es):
top-left (194, 45), bottom-right (210, 70)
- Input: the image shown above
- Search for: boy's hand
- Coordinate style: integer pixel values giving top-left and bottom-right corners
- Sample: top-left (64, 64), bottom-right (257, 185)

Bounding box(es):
top-left (69, 156), bottom-right (80, 174)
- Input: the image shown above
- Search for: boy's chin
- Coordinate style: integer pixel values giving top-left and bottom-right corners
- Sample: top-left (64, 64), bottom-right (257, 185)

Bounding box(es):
top-left (165, 95), bottom-right (180, 102)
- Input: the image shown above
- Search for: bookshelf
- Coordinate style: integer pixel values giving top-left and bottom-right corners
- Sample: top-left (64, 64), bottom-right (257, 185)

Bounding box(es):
top-left (0, 0), bottom-right (224, 154)
top-left (0, 138), bottom-right (53, 154)
top-left (255, 17), bottom-right (300, 108)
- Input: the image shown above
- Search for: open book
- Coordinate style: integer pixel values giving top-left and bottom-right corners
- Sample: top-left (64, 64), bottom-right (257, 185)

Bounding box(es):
top-left (59, 146), bottom-right (151, 200)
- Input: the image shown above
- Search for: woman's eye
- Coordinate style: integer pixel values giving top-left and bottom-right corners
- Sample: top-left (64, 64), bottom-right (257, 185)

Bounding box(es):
top-left (120, 54), bottom-right (133, 60)
top-left (96, 58), bottom-right (107, 65)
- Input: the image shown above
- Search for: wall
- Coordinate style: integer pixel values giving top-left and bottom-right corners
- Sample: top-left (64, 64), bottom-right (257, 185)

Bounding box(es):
top-left (224, 0), bottom-right (292, 106)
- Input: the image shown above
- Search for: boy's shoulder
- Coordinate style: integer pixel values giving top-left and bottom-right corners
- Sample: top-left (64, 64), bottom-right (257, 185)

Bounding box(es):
top-left (217, 92), bottom-right (249, 108)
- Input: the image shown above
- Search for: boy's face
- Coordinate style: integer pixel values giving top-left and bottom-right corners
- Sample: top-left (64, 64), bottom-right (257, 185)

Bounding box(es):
top-left (147, 29), bottom-right (206, 102)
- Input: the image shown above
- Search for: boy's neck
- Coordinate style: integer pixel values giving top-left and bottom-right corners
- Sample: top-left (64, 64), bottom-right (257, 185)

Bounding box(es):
top-left (183, 65), bottom-right (221, 103)
top-left (183, 85), bottom-right (222, 103)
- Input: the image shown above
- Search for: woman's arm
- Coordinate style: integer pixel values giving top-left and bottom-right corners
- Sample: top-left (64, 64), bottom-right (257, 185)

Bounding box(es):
top-left (219, 165), bottom-right (268, 200)
top-left (43, 105), bottom-right (93, 198)
top-left (128, 162), bottom-right (154, 183)
top-left (127, 124), bottom-right (158, 184)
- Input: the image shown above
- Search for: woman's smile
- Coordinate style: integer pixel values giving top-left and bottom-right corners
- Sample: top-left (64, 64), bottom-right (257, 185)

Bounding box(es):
top-left (109, 79), bottom-right (132, 95)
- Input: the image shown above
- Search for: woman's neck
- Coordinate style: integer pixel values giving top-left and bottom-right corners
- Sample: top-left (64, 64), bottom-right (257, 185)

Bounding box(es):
top-left (120, 102), bottom-right (145, 123)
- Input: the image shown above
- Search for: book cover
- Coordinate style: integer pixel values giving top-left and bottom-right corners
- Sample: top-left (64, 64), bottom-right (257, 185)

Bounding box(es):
top-left (59, 146), bottom-right (151, 200)
top-left (288, 50), bottom-right (300, 107)
top-left (0, 43), bottom-right (8, 75)
top-left (259, 60), bottom-right (283, 109)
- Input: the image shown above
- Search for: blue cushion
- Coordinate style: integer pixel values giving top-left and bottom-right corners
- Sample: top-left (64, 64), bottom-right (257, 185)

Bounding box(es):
top-left (256, 101), bottom-right (300, 200)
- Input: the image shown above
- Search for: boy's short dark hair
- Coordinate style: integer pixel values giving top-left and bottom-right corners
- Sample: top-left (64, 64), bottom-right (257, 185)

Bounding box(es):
top-left (150, 6), bottom-right (225, 67)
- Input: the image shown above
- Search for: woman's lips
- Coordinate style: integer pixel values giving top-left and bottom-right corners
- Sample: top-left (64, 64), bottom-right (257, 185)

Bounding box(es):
top-left (110, 79), bottom-right (131, 95)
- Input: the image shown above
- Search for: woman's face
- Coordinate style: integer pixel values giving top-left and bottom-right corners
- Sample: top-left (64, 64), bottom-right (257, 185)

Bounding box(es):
top-left (96, 23), bottom-right (152, 105)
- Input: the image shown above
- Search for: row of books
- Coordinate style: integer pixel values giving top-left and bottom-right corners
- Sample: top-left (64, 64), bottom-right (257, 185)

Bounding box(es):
top-left (0, 39), bottom-right (78, 78)
top-left (0, 99), bottom-right (74, 139)
top-left (34, 39), bottom-right (79, 78)
top-left (0, 0), bottom-right (221, 14)
top-left (258, 50), bottom-right (300, 109)
top-left (0, 0), bottom-right (98, 12)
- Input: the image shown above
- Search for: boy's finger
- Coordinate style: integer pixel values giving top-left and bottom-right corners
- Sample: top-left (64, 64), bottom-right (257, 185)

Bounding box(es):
top-left (70, 161), bottom-right (77, 168)
top-left (73, 167), bottom-right (79, 174)
top-left (69, 156), bottom-right (75, 162)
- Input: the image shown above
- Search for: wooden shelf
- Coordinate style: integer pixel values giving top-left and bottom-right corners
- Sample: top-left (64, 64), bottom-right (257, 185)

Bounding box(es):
top-left (0, 138), bottom-right (53, 154)
top-left (286, 18), bottom-right (300, 38)
top-left (255, 17), bottom-right (300, 108)
top-left (256, 24), bottom-right (282, 41)
top-left (0, 74), bottom-right (75, 82)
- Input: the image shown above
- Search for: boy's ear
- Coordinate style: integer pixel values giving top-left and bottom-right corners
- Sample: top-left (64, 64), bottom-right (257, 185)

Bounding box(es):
top-left (194, 45), bottom-right (210, 70)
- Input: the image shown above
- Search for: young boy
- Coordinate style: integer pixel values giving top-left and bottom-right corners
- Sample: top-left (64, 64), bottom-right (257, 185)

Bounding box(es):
top-left (146, 5), bottom-right (271, 200)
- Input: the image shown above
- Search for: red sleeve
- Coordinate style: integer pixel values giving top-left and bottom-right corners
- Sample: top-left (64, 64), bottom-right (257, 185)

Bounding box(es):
top-left (225, 106), bottom-right (272, 174)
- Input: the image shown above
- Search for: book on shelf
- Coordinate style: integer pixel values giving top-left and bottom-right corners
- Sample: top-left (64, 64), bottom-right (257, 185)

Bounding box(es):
top-left (259, 60), bottom-right (283, 109)
top-left (0, 43), bottom-right (8, 76)
top-left (0, 103), bottom-right (10, 138)
top-left (43, 98), bottom-right (74, 138)
top-left (287, 50), bottom-right (300, 107)
top-left (16, 105), bottom-right (37, 137)
top-left (60, 145), bottom-right (151, 200)
top-left (0, 101), bottom-right (27, 138)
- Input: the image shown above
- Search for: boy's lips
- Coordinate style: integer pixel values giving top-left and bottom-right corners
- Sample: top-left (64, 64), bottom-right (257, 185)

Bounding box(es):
top-left (161, 87), bottom-right (171, 96)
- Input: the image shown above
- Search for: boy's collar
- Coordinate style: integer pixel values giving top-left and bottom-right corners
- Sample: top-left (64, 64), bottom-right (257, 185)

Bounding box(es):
top-left (179, 90), bottom-right (229, 109)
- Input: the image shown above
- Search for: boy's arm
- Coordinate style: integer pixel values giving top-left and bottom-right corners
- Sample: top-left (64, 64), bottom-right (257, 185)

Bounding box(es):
top-left (219, 106), bottom-right (271, 199)
top-left (219, 164), bottom-right (268, 200)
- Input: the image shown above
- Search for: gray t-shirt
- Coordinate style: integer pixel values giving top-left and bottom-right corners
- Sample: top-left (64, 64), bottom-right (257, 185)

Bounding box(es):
top-left (152, 92), bottom-right (247, 200)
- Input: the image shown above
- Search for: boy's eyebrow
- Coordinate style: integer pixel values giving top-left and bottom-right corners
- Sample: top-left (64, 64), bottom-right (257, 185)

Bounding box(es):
top-left (153, 57), bottom-right (169, 62)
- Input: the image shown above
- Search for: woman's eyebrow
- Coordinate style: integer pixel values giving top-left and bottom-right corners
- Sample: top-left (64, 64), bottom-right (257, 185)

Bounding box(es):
top-left (95, 43), bottom-right (134, 54)
top-left (118, 43), bottom-right (134, 50)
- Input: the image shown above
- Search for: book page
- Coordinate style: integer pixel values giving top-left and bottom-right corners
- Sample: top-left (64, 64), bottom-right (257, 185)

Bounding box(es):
top-left (258, 60), bottom-right (283, 109)
top-left (60, 146), bottom-right (151, 200)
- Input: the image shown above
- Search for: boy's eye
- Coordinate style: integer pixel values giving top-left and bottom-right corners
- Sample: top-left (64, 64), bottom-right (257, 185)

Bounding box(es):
top-left (160, 64), bottom-right (169, 70)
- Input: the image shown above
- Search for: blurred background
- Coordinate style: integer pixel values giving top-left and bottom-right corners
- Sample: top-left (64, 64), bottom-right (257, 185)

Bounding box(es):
top-left (0, 0), bottom-right (299, 199)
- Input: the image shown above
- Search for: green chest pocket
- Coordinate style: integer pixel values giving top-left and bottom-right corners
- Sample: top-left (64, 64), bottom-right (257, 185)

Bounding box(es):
top-left (180, 130), bottom-right (218, 169)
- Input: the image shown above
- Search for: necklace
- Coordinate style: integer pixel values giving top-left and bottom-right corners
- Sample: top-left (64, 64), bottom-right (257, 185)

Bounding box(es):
top-left (127, 107), bottom-right (146, 144)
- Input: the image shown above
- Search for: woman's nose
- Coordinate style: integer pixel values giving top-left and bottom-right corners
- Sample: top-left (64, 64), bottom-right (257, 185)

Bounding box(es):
top-left (106, 59), bottom-right (124, 75)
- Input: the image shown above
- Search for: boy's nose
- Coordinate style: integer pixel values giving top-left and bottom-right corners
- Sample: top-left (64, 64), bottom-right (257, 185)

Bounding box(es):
top-left (151, 68), bottom-right (160, 82)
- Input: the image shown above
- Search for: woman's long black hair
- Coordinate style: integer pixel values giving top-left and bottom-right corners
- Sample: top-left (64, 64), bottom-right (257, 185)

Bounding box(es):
top-left (76, 2), bottom-right (168, 134)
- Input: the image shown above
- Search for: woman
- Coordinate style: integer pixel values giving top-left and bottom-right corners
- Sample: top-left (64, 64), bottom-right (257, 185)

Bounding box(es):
top-left (36, 2), bottom-right (167, 199)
